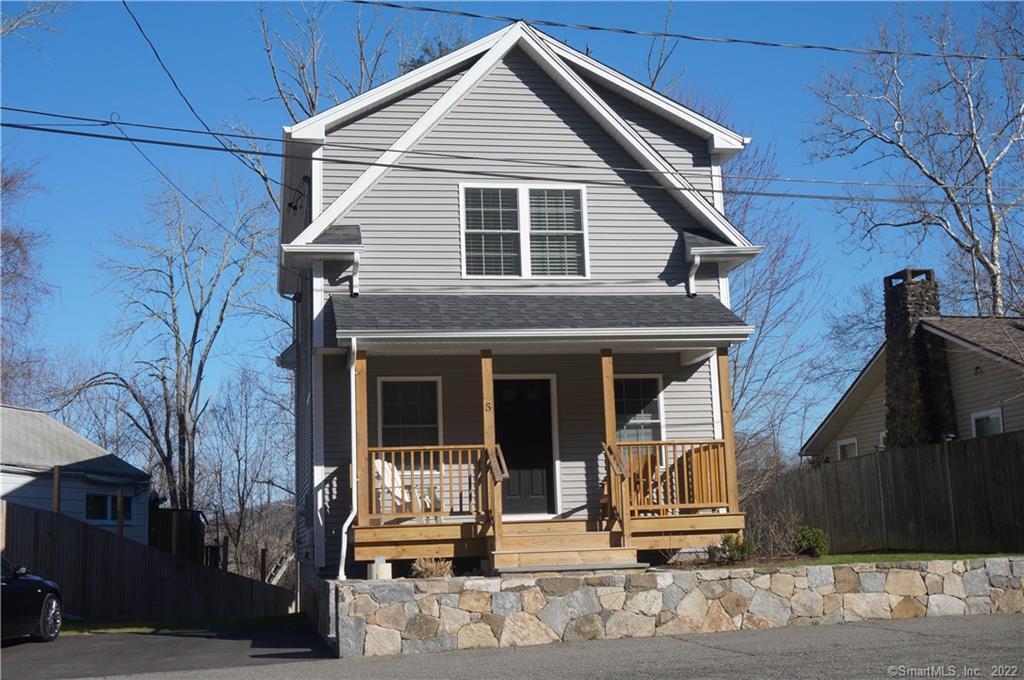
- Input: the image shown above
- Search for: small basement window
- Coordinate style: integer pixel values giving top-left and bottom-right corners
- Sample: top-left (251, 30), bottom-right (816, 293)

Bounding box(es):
top-left (971, 408), bottom-right (1003, 438)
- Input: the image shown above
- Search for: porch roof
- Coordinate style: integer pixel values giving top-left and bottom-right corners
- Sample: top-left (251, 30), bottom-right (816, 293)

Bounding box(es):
top-left (328, 293), bottom-right (750, 345)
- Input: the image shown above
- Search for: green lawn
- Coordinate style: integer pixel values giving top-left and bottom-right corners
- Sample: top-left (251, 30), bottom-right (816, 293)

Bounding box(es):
top-left (749, 552), bottom-right (1013, 570)
top-left (61, 613), bottom-right (305, 636)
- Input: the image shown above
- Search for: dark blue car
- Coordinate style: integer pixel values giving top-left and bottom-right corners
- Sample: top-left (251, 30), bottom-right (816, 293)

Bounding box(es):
top-left (1, 556), bottom-right (62, 641)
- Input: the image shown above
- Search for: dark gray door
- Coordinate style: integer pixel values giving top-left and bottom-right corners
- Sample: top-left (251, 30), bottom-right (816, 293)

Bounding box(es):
top-left (495, 379), bottom-right (554, 514)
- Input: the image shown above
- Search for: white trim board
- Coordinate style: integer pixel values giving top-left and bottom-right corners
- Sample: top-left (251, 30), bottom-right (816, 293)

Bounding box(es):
top-left (289, 22), bottom-right (751, 249)
top-left (494, 373), bottom-right (562, 516)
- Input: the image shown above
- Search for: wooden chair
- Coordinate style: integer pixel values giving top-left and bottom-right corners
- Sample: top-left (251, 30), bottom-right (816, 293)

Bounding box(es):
top-left (373, 458), bottom-right (444, 522)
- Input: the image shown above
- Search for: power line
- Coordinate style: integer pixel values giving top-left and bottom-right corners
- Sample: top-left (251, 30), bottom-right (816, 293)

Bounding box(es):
top-left (6, 120), bottom-right (1022, 211)
top-left (119, 0), bottom-right (301, 198)
top-left (6, 105), bottom-right (1023, 196)
top-left (342, 0), bottom-right (1023, 62)
top-left (108, 119), bottom-right (307, 281)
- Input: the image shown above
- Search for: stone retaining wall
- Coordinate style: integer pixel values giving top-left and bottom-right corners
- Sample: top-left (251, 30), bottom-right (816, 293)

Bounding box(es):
top-left (329, 558), bottom-right (1024, 657)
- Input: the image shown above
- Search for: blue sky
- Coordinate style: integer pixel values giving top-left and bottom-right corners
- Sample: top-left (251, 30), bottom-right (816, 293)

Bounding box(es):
top-left (2, 1), bottom-right (968, 434)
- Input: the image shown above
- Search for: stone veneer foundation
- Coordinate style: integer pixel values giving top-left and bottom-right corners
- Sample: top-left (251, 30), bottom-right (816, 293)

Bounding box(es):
top-left (322, 558), bottom-right (1024, 657)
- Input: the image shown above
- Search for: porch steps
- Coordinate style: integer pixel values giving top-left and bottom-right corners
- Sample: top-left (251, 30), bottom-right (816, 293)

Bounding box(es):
top-left (502, 531), bottom-right (619, 551)
top-left (491, 545), bottom-right (639, 571)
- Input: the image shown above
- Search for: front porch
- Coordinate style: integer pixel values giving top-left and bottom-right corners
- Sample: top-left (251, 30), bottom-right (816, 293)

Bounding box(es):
top-left (348, 348), bottom-right (744, 572)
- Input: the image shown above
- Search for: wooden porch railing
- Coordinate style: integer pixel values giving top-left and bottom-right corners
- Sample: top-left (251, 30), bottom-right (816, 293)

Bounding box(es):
top-left (364, 444), bottom-right (509, 530)
top-left (610, 440), bottom-right (732, 519)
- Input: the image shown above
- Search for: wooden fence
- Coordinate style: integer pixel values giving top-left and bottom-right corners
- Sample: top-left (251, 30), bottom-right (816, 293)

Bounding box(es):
top-left (0, 501), bottom-right (294, 621)
top-left (746, 430), bottom-right (1024, 553)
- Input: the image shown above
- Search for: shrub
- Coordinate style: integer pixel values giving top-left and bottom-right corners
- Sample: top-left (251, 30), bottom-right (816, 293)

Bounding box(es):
top-left (744, 506), bottom-right (801, 557)
top-left (707, 534), bottom-right (756, 565)
top-left (411, 557), bottom-right (454, 578)
top-left (793, 525), bottom-right (830, 557)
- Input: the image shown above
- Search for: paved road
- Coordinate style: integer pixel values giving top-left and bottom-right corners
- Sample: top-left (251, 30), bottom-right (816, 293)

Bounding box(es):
top-left (4, 615), bottom-right (1021, 680)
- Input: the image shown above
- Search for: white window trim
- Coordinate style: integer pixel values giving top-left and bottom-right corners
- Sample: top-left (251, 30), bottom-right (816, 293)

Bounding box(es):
top-left (376, 377), bottom-right (445, 447)
top-left (878, 431), bottom-right (887, 451)
top-left (970, 407), bottom-right (1003, 438)
top-left (614, 374), bottom-right (666, 441)
top-left (459, 182), bottom-right (591, 280)
top-left (494, 373), bottom-right (562, 517)
top-left (836, 437), bottom-right (858, 460)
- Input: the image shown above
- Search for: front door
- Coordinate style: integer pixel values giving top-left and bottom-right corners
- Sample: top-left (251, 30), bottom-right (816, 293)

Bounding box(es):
top-left (495, 379), bottom-right (554, 514)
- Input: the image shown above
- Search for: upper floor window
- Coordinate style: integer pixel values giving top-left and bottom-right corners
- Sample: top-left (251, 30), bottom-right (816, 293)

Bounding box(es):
top-left (462, 185), bottom-right (588, 279)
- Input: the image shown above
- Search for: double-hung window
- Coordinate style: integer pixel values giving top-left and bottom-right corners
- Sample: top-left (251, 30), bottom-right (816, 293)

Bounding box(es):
top-left (378, 379), bottom-right (442, 447)
top-left (614, 377), bottom-right (663, 442)
top-left (462, 185), bottom-right (587, 278)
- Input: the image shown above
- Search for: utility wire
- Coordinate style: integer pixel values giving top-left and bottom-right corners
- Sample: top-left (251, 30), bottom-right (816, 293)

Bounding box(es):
top-left (108, 118), bottom-right (308, 281)
top-left (6, 106), bottom-right (1023, 196)
top-left (342, 0), bottom-right (1023, 62)
top-left (120, 0), bottom-right (303, 199)
top-left (5, 121), bottom-right (1022, 211)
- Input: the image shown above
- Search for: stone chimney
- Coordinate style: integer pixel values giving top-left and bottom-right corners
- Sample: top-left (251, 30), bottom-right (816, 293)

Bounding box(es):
top-left (883, 269), bottom-right (957, 447)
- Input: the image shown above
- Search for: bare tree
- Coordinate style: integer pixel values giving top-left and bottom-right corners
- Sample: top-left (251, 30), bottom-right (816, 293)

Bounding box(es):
top-left (57, 185), bottom-right (272, 510)
top-left (1, 158), bottom-right (53, 406)
top-left (808, 4), bottom-right (1024, 317)
top-left (1, 2), bottom-right (66, 48)
top-left (645, 1), bottom-right (683, 94)
top-left (207, 367), bottom-right (292, 577)
top-left (643, 41), bottom-right (824, 484)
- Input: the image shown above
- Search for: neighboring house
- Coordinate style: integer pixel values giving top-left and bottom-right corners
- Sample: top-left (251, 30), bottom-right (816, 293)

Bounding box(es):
top-left (801, 269), bottom-right (1024, 460)
top-left (277, 22), bottom-right (761, 576)
top-left (1, 405), bottom-right (150, 544)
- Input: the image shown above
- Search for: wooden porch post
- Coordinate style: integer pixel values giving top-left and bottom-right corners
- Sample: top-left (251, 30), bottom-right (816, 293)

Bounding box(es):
top-left (480, 350), bottom-right (502, 552)
top-left (717, 347), bottom-right (741, 514)
top-left (601, 349), bottom-right (630, 545)
top-left (355, 350), bottom-right (370, 525)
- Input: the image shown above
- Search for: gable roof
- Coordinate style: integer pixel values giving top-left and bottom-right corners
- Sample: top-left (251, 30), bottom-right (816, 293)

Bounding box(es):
top-left (919, 316), bottom-right (1024, 367)
top-left (800, 315), bottom-right (1024, 455)
top-left (1, 405), bottom-right (150, 481)
top-left (284, 22), bottom-right (752, 250)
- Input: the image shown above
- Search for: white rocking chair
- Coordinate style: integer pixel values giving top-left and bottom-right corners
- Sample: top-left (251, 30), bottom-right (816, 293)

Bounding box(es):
top-left (373, 458), bottom-right (445, 523)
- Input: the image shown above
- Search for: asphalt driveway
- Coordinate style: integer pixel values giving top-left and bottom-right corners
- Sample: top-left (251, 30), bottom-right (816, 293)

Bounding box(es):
top-left (3, 614), bottom-right (1021, 680)
top-left (1, 621), bottom-right (332, 680)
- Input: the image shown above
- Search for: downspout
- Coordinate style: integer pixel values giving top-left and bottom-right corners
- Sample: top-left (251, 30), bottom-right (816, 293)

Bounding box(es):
top-left (337, 336), bottom-right (358, 580)
top-left (687, 254), bottom-right (702, 298)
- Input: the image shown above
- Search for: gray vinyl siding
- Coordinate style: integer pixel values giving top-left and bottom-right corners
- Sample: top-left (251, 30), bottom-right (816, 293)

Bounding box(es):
top-left (325, 48), bottom-right (716, 296)
top-left (293, 276), bottom-right (315, 563)
top-left (823, 377), bottom-right (887, 458)
top-left (586, 79), bottom-right (715, 204)
top-left (946, 347), bottom-right (1024, 438)
top-left (322, 353), bottom-right (352, 568)
top-left (319, 350), bottom-right (717, 564)
top-left (321, 67), bottom-right (469, 211)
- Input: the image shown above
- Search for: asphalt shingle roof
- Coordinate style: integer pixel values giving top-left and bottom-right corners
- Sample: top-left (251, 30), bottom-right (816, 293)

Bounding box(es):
top-left (1, 406), bottom-right (150, 480)
top-left (329, 293), bottom-right (746, 334)
top-left (922, 316), bottom-right (1024, 366)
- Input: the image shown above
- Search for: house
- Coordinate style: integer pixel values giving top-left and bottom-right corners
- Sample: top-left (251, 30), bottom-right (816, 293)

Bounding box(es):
top-left (801, 269), bottom-right (1024, 460)
top-left (1, 405), bottom-right (151, 543)
top-left (276, 22), bottom-right (761, 576)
